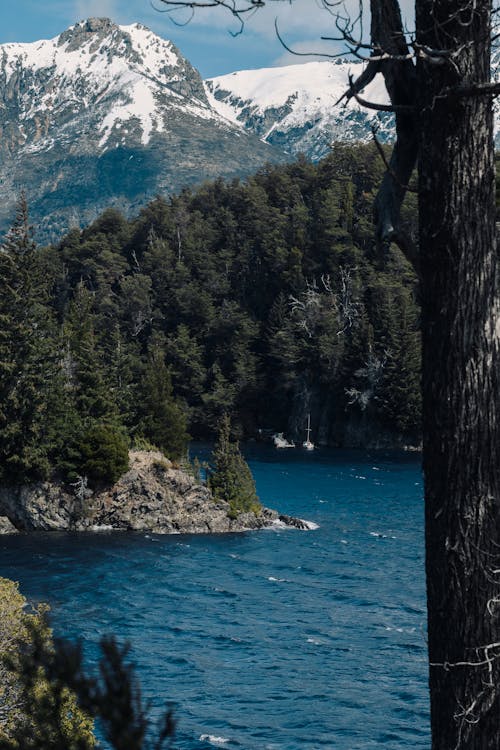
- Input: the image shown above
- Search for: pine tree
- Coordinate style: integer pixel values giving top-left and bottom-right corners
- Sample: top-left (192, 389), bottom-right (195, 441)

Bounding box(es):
top-left (0, 194), bottom-right (64, 482)
top-left (137, 342), bottom-right (190, 460)
top-left (63, 283), bottom-right (118, 423)
top-left (208, 414), bottom-right (260, 519)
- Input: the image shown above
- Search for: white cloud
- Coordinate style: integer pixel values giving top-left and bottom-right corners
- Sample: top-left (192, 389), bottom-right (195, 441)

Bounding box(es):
top-left (153, 0), bottom-right (334, 38)
top-left (158, 0), bottom-right (415, 49)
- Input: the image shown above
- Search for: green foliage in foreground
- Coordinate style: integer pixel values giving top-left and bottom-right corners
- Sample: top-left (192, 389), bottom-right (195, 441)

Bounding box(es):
top-left (0, 577), bottom-right (95, 749)
top-left (209, 414), bottom-right (261, 519)
top-left (0, 578), bottom-right (175, 750)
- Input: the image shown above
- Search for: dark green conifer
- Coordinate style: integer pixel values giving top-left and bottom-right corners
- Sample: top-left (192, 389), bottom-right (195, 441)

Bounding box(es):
top-left (63, 283), bottom-right (118, 423)
top-left (208, 414), bottom-right (261, 519)
top-left (75, 423), bottom-right (129, 486)
top-left (137, 342), bottom-right (190, 460)
top-left (0, 194), bottom-right (64, 482)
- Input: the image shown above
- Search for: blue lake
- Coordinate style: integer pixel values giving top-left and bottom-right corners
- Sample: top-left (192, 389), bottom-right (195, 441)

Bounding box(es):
top-left (0, 445), bottom-right (428, 749)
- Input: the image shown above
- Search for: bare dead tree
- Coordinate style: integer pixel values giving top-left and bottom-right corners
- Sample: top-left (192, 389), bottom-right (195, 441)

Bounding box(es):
top-left (336, 266), bottom-right (360, 334)
top-left (345, 349), bottom-right (387, 409)
top-left (151, 0), bottom-right (500, 747)
top-left (288, 278), bottom-right (324, 338)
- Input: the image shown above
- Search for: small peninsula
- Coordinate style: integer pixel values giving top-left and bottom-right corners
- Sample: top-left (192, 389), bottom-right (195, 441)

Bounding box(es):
top-left (0, 450), bottom-right (312, 535)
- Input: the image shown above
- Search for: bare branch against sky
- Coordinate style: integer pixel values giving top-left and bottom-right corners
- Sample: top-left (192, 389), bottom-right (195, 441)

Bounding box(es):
top-left (0, 0), bottom-right (415, 75)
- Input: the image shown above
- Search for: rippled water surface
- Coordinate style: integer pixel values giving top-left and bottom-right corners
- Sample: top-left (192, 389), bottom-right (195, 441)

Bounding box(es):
top-left (0, 445), bottom-right (428, 749)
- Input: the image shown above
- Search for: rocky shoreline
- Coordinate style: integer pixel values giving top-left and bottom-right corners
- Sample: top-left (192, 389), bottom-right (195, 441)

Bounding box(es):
top-left (0, 451), bottom-right (314, 535)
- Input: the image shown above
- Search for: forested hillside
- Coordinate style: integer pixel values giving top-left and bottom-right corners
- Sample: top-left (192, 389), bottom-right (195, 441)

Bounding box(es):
top-left (0, 143), bottom-right (424, 484)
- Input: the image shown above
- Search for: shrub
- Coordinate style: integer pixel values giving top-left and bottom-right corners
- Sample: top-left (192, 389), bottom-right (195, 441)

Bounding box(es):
top-left (151, 458), bottom-right (171, 473)
top-left (0, 577), bottom-right (95, 748)
top-left (75, 424), bottom-right (129, 486)
top-left (131, 437), bottom-right (158, 453)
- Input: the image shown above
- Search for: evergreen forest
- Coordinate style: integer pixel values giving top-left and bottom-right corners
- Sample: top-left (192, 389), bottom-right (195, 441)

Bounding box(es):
top-left (0, 143), bottom-right (429, 485)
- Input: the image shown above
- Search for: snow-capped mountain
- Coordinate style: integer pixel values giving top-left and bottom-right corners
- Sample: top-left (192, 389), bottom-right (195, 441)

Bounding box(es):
top-left (205, 60), bottom-right (393, 161)
top-left (0, 18), bottom-right (286, 241)
top-left (1, 18), bottom-right (212, 155)
top-left (1, 19), bottom-right (497, 241)
top-left (206, 56), bottom-right (500, 159)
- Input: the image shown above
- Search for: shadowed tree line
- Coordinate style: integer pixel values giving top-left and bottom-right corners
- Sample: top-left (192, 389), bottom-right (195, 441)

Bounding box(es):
top-left (0, 143), bottom-right (424, 487)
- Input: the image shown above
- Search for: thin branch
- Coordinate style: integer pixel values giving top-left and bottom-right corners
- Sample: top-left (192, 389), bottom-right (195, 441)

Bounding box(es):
top-left (153, 0), bottom-right (265, 34)
top-left (351, 90), bottom-right (398, 111)
top-left (347, 75), bottom-right (416, 112)
top-left (274, 19), bottom-right (349, 59)
top-left (335, 60), bottom-right (379, 105)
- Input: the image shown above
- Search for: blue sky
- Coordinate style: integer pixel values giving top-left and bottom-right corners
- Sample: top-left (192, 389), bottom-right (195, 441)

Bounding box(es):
top-left (0, 1), bottom-right (414, 78)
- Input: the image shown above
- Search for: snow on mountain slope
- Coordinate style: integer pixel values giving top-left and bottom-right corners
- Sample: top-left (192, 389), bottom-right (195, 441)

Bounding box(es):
top-left (0, 18), bottom-right (286, 241)
top-left (205, 60), bottom-right (392, 160)
top-left (206, 57), bottom-right (500, 159)
top-left (0, 17), bottom-right (224, 155)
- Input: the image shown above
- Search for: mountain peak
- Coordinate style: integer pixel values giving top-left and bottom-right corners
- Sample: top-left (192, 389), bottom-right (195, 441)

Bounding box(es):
top-left (0, 20), bottom-right (286, 242)
top-left (64, 16), bottom-right (115, 37)
top-left (57, 17), bottom-right (126, 54)
top-left (0, 18), bottom-right (215, 156)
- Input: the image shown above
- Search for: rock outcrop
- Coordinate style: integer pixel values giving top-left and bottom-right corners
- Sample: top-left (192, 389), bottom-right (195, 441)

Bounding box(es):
top-left (0, 451), bottom-right (308, 535)
top-left (0, 516), bottom-right (18, 534)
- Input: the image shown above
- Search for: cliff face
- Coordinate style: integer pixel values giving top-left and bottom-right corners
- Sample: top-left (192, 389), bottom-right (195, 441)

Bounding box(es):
top-left (0, 451), bottom-right (284, 535)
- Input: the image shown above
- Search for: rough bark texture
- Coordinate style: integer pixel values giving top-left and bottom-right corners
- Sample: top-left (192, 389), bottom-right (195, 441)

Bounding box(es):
top-left (370, 0), bottom-right (418, 251)
top-left (416, 0), bottom-right (500, 747)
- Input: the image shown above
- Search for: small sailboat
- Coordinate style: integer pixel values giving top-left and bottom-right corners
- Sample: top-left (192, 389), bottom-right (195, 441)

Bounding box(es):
top-left (302, 413), bottom-right (315, 451)
top-left (273, 432), bottom-right (295, 448)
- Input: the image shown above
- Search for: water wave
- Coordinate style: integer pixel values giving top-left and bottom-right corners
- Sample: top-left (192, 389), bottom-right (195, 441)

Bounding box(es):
top-left (199, 735), bottom-right (230, 746)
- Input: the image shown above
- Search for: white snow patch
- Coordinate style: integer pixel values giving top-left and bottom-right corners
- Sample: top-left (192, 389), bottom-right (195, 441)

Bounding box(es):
top-left (98, 74), bottom-right (160, 146)
top-left (206, 60), bottom-right (389, 123)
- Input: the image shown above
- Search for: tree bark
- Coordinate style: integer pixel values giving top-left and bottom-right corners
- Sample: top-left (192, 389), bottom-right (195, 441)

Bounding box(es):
top-left (416, 0), bottom-right (500, 746)
top-left (370, 0), bottom-right (418, 251)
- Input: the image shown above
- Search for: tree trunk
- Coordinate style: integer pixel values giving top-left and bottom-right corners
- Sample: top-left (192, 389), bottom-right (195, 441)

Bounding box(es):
top-left (417, 0), bottom-right (500, 746)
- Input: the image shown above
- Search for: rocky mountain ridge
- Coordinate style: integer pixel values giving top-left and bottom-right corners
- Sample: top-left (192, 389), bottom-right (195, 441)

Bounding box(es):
top-left (206, 53), bottom-right (500, 160)
top-left (0, 18), bottom-right (286, 241)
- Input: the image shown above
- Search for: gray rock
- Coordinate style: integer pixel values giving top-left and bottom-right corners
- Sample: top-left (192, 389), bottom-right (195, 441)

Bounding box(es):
top-left (0, 516), bottom-right (18, 534)
top-left (0, 451), bottom-right (311, 535)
